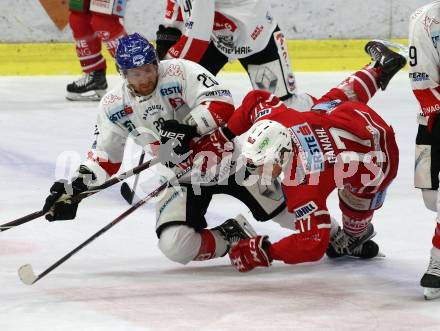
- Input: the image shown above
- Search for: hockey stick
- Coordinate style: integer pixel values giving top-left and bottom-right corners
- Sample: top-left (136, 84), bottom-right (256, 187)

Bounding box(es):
top-left (120, 150), bottom-right (146, 204)
top-left (18, 166), bottom-right (192, 285)
top-left (0, 157), bottom-right (160, 233)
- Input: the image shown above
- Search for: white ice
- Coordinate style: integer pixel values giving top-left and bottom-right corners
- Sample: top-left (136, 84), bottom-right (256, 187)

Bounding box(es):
top-left (1, 72), bottom-right (439, 331)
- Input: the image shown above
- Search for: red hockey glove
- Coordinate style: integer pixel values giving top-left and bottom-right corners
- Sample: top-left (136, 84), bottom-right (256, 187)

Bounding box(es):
top-left (229, 236), bottom-right (272, 272)
top-left (192, 126), bottom-right (234, 158)
top-left (189, 126), bottom-right (234, 174)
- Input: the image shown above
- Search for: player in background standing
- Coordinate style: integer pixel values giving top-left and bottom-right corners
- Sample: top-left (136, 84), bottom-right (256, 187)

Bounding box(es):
top-left (155, 0), bottom-right (312, 110)
top-left (66, 0), bottom-right (127, 101)
top-left (408, 1), bottom-right (440, 300)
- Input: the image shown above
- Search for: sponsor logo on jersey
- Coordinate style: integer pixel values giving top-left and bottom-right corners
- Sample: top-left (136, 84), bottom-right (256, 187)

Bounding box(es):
top-left (314, 128), bottom-right (337, 164)
top-left (432, 31), bottom-right (440, 48)
top-left (108, 105), bottom-right (133, 123)
top-left (423, 104), bottom-right (440, 115)
top-left (160, 83), bottom-right (182, 96)
top-left (101, 93), bottom-right (122, 106)
top-left (248, 136), bottom-right (256, 144)
top-left (294, 201), bottom-right (318, 219)
top-left (289, 123), bottom-right (324, 173)
top-left (213, 12), bottom-right (237, 32)
top-left (255, 108), bottom-right (272, 120)
top-left (251, 25), bottom-right (264, 40)
top-left (168, 97), bottom-right (186, 111)
top-left (311, 99), bottom-right (342, 113)
top-left (215, 42), bottom-right (252, 55)
top-left (423, 16), bottom-right (440, 33)
top-left (409, 72), bottom-right (430, 81)
top-left (142, 104), bottom-right (164, 119)
top-left (185, 20), bottom-right (194, 29)
top-left (204, 89), bottom-right (232, 97)
top-left (122, 120), bottom-right (137, 134)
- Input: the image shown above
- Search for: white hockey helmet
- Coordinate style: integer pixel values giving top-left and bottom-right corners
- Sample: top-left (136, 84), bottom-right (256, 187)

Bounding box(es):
top-left (242, 119), bottom-right (293, 168)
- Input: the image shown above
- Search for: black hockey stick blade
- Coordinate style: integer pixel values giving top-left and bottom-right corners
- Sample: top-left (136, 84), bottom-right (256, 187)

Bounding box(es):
top-left (120, 182), bottom-right (139, 204)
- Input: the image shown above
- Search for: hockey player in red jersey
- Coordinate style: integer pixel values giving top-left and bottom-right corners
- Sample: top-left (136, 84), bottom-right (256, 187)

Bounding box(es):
top-left (408, 1), bottom-right (440, 300)
top-left (221, 43), bottom-right (404, 273)
top-left (66, 0), bottom-right (127, 101)
top-left (155, 0), bottom-right (303, 109)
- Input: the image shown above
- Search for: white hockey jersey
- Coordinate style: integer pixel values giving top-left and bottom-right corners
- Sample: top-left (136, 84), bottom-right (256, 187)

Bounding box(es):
top-left (82, 58), bottom-right (234, 182)
top-left (409, 1), bottom-right (440, 125)
top-left (163, 0), bottom-right (277, 61)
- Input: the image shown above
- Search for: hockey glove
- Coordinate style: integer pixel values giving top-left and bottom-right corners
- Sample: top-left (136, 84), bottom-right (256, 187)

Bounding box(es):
top-left (192, 126), bottom-right (235, 158)
top-left (229, 236), bottom-right (272, 272)
top-left (42, 166), bottom-right (95, 221)
top-left (159, 119), bottom-right (200, 168)
top-left (156, 25), bottom-right (182, 60)
top-left (190, 126), bottom-right (235, 174)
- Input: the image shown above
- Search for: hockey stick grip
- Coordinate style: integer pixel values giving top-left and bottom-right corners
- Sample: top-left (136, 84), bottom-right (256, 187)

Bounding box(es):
top-left (1, 157), bottom-right (160, 232)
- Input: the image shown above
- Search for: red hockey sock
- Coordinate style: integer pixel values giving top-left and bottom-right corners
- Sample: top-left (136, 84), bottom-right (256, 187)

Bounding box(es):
top-left (336, 65), bottom-right (381, 103)
top-left (69, 11), bottom-right (106, 73)
top-left (340, 200), bottom-right (374, 237)
top-left (193, 229), bottom-right (216, 261)
top-left (90, 13), bottom-right (126, 57)
top-left (432, 222), bottom-right (440, 250)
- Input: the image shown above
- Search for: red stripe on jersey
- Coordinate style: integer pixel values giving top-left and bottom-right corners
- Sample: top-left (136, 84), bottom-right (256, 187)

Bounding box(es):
top-left (205, 101), bottom-right (235, 126)
top-left (168, 35), bottom-right (209, 62)
top-left (413, 87), bottom-right (440, 116)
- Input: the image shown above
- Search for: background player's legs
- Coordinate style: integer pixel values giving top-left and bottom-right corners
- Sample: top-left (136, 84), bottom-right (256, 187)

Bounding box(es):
top-left (90, 13), bottom-right (126, 57)
top-left (240, 26), bottom-right (296, 102)
top-left (66, 9), bottom-right (108, 101)
top-left (420, 118), bottom-right (440, 299)
top-left (197, 42), bottom-right (229, 76)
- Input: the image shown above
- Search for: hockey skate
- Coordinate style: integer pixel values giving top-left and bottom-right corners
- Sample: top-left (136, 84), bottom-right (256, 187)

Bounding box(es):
top-left (213, 214), bottom-right (258, 255)
top-left (420, 250), bottom-right (440, 300)
top-left (66, 70), bottom-right (108, 101)
top-left (364, 40), bottom-right (407, 90)
top-left (326, 224), bottom-right (380, 259)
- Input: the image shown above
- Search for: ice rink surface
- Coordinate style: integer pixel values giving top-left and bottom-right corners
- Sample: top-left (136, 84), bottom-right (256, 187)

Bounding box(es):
top-left (1, 72), bottom-right (439, 330)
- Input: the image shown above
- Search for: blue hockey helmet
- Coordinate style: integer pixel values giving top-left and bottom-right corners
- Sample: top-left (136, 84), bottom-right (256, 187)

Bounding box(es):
top-left (115, 33), bottom-right (158, 73)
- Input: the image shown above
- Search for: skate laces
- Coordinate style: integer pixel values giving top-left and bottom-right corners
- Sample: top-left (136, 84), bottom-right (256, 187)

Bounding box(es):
top-left (74, 73), bottom-right (92, 87)
top-left (330, 228), bottom-right (355, 254)
top-left (427, 257), bottom-right (440, 277)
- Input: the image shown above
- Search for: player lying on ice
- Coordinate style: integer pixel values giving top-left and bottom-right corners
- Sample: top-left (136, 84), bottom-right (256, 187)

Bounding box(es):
top-left (41, 32), bottom-right (405, 269)
top-left (223, 80), bottom-right (402, 272)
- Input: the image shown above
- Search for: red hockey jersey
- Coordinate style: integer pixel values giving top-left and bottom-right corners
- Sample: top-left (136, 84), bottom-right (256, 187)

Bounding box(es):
top-left (227, 90), bottom-right (399, 264)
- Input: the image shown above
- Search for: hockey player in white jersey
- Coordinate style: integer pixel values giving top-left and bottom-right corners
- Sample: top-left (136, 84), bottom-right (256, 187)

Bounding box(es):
top-left (155, 0), bottom-right (306, 109)
top-left (409, 1), bottom-right (440, 300)
top-left (41, 33), bottom-right (286, 265)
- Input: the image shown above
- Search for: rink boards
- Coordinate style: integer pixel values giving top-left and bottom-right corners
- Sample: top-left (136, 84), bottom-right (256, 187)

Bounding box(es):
top-left (0, 39), bottom-right (408, 75)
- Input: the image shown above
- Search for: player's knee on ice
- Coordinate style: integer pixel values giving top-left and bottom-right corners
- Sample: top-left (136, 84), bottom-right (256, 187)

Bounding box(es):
top-left (158, 225), bottom-right (202, 264)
